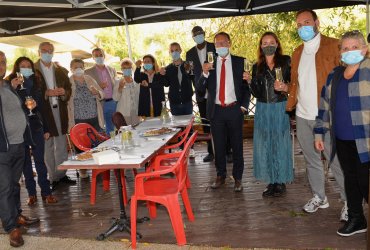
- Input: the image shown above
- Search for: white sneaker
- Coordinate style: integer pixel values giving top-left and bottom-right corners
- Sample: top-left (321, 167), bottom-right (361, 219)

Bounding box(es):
top-left (189, 149), bottom-right (195, 158)
top-left (303, 195), bottom-right (329, 213)
top-left (340, 201), bottom-right (348, 222)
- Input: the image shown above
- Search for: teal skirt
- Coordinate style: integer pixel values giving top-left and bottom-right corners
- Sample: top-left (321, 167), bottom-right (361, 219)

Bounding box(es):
top-left (253, 101), bottom-right (293, 184)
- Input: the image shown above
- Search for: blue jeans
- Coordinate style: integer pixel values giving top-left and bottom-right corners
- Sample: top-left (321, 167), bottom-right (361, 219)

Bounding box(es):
top-left (170, 101), bottom-right (193, 116)
top-left (23, 128), bottom-right (51, 197)
top-left (0, 143), bottom-right (24, 232)
top-left (103, 100), bottom-right (117, 134)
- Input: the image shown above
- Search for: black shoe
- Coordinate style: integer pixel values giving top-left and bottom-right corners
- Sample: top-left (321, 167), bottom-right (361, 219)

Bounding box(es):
top-left (337, 217), bottom-right (367, 236)
top-left (203, 154), bottom-right (214, 162)
top-left (59, 176), bottom-right (77, 185)
top-left (211, 176), bottom-right (226, 189)
top-left (262, 184), bottom-right (275, 197)
top-left (51, 181), bottom-right (59, 191)
top-left (273, 183), bottom-right (286, 197)
top-left (234, 180), bottom-right (243, 192)
top-left (226, 154), bottom-right (233, 163)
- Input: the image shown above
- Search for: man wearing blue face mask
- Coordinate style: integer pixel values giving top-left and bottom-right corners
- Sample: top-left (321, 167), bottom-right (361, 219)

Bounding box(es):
top-left (34, 42), bottom-right (75, 191)
top-left (197, 32), bottom-right (250, 192)
top-left (160, 42), bottom-right (194, 116)
top-left (85, 48), bottom-right (117, 134)
top-left (281, 9), bottom-right (347, 220)
top-left (186, 26), bottom-right (217, 162)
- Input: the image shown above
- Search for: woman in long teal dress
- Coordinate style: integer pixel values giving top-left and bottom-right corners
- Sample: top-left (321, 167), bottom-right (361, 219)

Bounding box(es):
top-left (244, 32), bottom-right (293, 197)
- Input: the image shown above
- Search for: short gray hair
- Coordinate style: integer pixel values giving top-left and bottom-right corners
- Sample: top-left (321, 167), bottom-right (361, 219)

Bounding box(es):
top-left (38, 42), bottom-right (54, 51)
top-left (340, 30), bottom-right (367, 49)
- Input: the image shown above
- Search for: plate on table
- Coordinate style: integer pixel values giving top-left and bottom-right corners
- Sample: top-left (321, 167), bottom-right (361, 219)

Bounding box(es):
top-left (75, 146), bottom-right (120, 161)
top-left (140, 127), bottom-right (176, 137)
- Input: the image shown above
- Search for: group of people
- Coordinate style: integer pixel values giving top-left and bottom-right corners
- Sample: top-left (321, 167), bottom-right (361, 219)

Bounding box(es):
top-left (0, 7), bottom-right (369, 248)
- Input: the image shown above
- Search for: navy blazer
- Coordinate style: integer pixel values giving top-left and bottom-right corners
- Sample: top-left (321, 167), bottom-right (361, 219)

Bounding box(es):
top-left (134, 68), bottom-right (165, 117)
top-left (197, 55), bottom-right (251, 119)
top-left (186, 42), bottom-right (216, 102)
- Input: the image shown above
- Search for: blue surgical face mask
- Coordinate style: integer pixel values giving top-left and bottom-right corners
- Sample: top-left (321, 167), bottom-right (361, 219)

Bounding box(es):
top-left (298, 26), bottom-right (316, 42)
top-left (193, 34), bottom-right (205, 45)
top-left (171, 51), bottom-right (181, 61)
top-left (341, 50), bottom-right (364, 65)
top-left (94, 57), bottom-right (104, 65)
top-left (216, 47), bottom-right (229, 57)
top-left (143, 63), bottom-right (153, 71)
top-left (122, 68), bottom-right (132, 76)
top-left (20, 68), bottom-right (34, 78)
top-left (41, 53), bottom-right (53, 63)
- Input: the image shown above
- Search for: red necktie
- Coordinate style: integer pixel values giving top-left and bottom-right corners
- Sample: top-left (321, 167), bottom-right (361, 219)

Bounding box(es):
top-left (219, 58), bottom-right (226, 106)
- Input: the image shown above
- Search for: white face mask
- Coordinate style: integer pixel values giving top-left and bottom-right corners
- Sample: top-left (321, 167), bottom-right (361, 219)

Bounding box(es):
top-left (73, 68), bottom-right (84, 76)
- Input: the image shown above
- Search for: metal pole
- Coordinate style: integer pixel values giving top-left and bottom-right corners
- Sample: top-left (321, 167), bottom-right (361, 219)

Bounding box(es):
top-left (366, 0), bottom-right (369, 35)
top-left (123, 7), bottom-right (133, 60)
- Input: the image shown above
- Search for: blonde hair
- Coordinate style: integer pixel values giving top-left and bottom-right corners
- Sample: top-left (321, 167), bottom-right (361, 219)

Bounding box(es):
top-left (339, 30), bottom-right (366, 49)
top-left (120, 58), bottom-right (135, 69)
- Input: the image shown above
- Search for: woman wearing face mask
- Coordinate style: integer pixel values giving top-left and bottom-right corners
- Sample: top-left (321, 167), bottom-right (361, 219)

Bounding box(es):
top-left (243, 32), bottom-right (293, 197)
top-left (134, 54), bottom-right (165, 118)
top-left (113, 58), bottom-right (140, 125)
top-left (68, 59), bottom-right (104, 132)
top-left (314, 31), bottom-right (370, 237)
top-left (8, 56), bottom-right (58, 205)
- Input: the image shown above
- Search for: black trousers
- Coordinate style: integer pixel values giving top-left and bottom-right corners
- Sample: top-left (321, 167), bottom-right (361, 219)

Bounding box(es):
top-left (0, 143), bottom-right (24, 232)
top-left (210, 105), bottom-right (244, 180)
top-left (198, 99), bottom-right (213, 154)
top-left (336, 138), bottom-right (369, 218)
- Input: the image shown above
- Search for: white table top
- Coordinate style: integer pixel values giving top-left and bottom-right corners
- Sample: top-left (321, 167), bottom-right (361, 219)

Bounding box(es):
top-left (58, 115), bottom-right (193, 170)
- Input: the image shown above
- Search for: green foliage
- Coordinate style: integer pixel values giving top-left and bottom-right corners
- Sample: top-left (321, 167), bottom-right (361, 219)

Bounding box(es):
top-left (7, 47), bottom-right (38, 71)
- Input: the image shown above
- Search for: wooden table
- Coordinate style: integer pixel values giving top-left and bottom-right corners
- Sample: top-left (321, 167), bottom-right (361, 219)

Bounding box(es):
top-left (58, 115), bottom-right (193, 240)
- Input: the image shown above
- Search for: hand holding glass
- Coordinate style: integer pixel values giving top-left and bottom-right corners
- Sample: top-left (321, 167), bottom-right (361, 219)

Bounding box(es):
top-left (25, 96), bottom-right (35, 116)
top-left (275, 67), bottom-right (283, 82)
top-left (16, 72), bottom-right (26, 90)
top-left (244, 59), bottom-right (253, 73)
top-left (207, 52), bottom-right (214, 70)
top-left (189, 61), bottom-right (194, 75)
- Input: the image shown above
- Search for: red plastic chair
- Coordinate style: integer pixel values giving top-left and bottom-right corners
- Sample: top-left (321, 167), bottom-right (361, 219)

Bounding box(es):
top-left (130, 132), bottom-right (197, 249)
top-left (69, 123), bottom-right (128, 205)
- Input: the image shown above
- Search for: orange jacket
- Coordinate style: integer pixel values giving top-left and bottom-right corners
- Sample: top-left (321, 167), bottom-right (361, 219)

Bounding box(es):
top-left (286, 34), bottom-right (340, 111)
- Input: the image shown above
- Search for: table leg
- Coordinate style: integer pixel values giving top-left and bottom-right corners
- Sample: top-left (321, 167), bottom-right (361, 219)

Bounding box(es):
top-left (97, 169), bottom-right (145, 241)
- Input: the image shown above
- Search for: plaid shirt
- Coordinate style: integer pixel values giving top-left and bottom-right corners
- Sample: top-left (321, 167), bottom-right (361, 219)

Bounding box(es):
top-left (314, 58), bottom-right (370, 163)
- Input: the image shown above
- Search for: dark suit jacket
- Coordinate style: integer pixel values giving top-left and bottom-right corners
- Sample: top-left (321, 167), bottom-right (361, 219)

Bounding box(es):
top-left (134, 68), bottom-right (165, 117)
top-left (197, 55), bottom-right (250, 120)
top-left (34, 60), bottom-right (71, 136)
top-left (161, 62), bottom-right (194, 105)
top-left (186, 42), bottom-right (216, 102)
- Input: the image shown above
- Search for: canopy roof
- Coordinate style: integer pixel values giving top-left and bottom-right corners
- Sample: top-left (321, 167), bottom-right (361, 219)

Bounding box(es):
top-left (0, 0), bottom-right (365, 37)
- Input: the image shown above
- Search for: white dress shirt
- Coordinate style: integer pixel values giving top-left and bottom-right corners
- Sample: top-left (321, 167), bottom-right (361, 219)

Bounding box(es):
top-left (197, 44), bottom-right (208, 99)
top-left (40, 62), bottom-right (58, 106)
top-left (215, 54), bottom-right (236, 105)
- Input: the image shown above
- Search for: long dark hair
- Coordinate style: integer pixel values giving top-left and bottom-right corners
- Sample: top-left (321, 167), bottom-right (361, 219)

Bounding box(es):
top-left (8, 56), bottom-right (41, 88)
top-left (256, 32), bottom-right (284, 75)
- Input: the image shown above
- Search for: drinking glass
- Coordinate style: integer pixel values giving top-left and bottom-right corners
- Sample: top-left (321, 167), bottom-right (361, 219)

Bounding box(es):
top-left (25, 96), bottom-right (35, 116)
top-left (110, 131), bottom-right (116, 146)
top-left (189, 61), bottom-right (194, 75)
top-left (244, 59), bottom-right (253, 73)
top-left (16, 72), bottom-right (26, 90)
top-left (207, 52), bottom-right (214, 70)
top-left (275, 67), bottom-right (283, 82)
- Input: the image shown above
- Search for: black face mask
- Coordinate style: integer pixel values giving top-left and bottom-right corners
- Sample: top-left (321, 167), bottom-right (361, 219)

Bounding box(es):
top-left (262, 46), bottom-right (277, 56)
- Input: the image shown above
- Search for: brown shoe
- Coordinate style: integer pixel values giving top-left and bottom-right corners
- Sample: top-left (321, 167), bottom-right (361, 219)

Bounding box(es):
top-left (211, 176), bottom-right (226, 189)
top-left (9, 228), bottom-right (24, 247)
top-left (42, 195), bottom-right (58, 204)
top-left (234, 180), bottom-right (243, 192)
top-left (17, 214), bottom-right (40, 226)
top-left (27, 195), bottom-right (37, 206)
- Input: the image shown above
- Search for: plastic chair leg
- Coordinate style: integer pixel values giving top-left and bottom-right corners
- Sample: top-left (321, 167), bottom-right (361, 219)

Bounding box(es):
top-left (185, 173), bottom-right (191, 188)
top-left (102, 171), bottom-right (110, 191)
top-left (119, 170), bottom-right (128, 205)
top-left (90, 171), bottom-right (98, 205)
top-left (130, 197), bottom-right (138, 249)
top-left (167, 198), bottom-right (186, 246)
top-left (181, 188), bottom-right (194, 221)
top-left (146, 201), bottom-right (157, 218)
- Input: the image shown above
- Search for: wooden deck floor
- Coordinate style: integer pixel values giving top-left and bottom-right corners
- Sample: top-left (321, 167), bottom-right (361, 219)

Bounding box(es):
top-left (3, 139), bottom-right (367, 249)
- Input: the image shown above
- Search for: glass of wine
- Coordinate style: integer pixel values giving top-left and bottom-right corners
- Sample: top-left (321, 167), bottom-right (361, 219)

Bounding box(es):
top-left (244, 59), bottom-right (253, 73)
top-left (189, 61), bottom-right (194, 75)
top-left (16, 72), bottom-right (26, 90)
top-left (275, 67), bottom-right (283, 82)
top-left (207, 52), bottom-right (214, 70)
top-left (25, 96), bottom-right (35, 116)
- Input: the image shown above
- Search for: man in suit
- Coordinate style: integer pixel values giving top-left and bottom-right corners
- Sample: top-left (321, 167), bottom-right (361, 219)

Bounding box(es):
top-left (34, 42), bottom-right (75, 191)
top-left (186, 26), bottom-right (216, 162)
top-left (197, 32), bottom-right (250, 192)
top-left (85, 48), bottom-right (117, 134)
